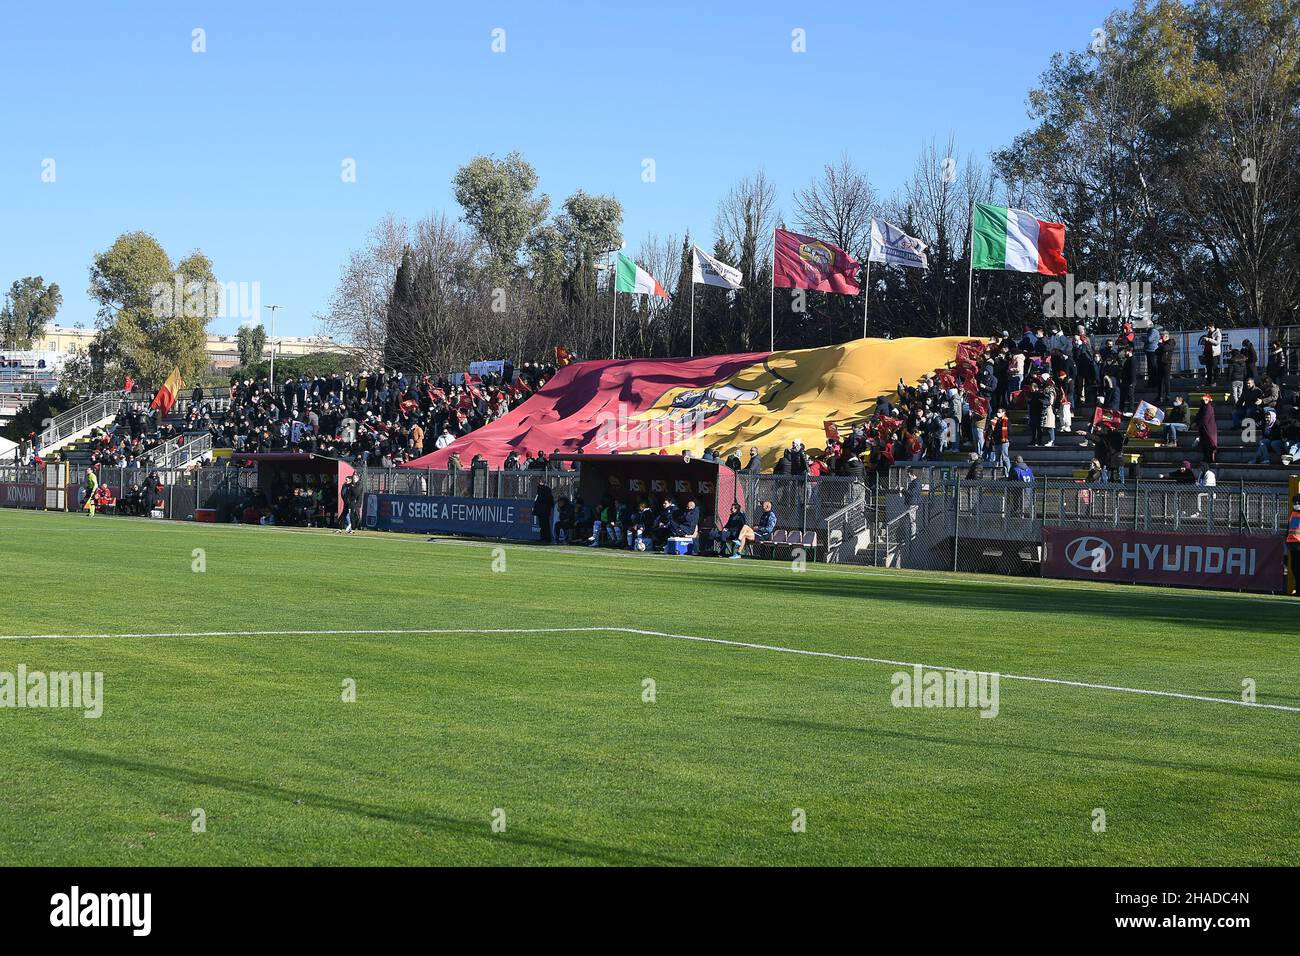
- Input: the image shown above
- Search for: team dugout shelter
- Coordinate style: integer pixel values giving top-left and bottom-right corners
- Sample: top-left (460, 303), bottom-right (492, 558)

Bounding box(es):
top-left (553, 453), bottom-right (741, 529)
top-left (231, 452), bottom-right (354, 523)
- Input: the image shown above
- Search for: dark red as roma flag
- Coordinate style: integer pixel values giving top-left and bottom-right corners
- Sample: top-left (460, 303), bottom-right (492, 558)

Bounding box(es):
top-left (823, 420), bottom-right (840, 443)
top-left (1092, 407), bottom-right (1124, 432)
top-left (955, 340), bottom-right (987, 366)
top-left (773, 229), bottom-right (861, 295)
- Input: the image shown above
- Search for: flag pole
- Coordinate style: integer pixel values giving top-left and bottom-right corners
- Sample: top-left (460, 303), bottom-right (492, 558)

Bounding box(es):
top-left (689, 248), bottom-right (696, 357)
top-left (966, 203), bottom-right (975, 337)
top-left (610, 252), bottom-right (618, 360)
top-left (769, 228), bottom-right (776, 352)
top-left (690, 280), bottom-right (696, 358)
top-left (862, 258), bottom-right (871, 340)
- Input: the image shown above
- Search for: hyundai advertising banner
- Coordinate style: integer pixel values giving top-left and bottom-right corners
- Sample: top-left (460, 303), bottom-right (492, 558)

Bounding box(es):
top-left (364, 493), bottom-right (537, 540)
top-left (1042, 526), bottom-right (1285, 593)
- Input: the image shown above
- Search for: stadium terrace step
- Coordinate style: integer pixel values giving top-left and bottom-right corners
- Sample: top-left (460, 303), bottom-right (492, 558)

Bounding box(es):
top-left (1142, 447), bottom-right (1282, 464)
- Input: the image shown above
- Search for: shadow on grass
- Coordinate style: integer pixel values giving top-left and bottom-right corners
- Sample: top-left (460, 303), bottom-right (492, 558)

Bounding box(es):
top-left (683, 567), bottom-right (1299, 636)
top-left (740, 716), bottom-right (1300, 785)
top-left (44, 747), bottom-right (692, 866)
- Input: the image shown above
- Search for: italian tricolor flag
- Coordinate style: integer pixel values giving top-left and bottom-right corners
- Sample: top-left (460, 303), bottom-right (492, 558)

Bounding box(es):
top-left (615, 253), bottom-right (668, 297)
top-left (971, 203), bottom-right (1067, 275)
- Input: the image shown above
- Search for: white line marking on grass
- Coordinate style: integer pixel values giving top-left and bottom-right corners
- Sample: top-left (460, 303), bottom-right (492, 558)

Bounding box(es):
top-left (1, 625), bottom-right (1296, 714)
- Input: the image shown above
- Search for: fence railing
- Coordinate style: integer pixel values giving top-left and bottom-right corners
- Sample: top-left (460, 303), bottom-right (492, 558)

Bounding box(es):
top-left (36, 392), bottom-right (129, 454)
top-left (151, 432), bottom-right (213, 470)
top-left (875, 476), bottom-right (1292, 575)
top-left (0, 464), bottom-right (42, 485)
top-left (0, 391), bottom-right (36, 417)
top-left (358, 465), bottom-right (579, 502)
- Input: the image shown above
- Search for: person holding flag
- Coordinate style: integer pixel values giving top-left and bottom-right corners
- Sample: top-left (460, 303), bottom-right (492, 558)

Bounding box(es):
top-left (82, 467), bottom-right (99, 517)
top-left (1126, 400), bottom-right (1165, 440)
top-left (150, 367), bottom-right (185, 417)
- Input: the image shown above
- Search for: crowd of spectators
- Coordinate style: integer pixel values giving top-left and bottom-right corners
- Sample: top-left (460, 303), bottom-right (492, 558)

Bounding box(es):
top-left (85, 404), bottom-right (183, 469)
top-left (17, 327), bottom-right (1299, 494)
top-left (674, 323), bottom-right (1163, 482)
top-left (210, 363), bottom-right (557, 466)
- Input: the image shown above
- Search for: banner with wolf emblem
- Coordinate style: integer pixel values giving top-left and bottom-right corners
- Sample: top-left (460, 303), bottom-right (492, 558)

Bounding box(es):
top-left (403, 336), bottom-right (975, 471)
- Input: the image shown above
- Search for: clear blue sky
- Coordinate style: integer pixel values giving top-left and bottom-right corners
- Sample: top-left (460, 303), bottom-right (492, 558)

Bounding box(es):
top-left (0, 0), bottom-right (1121, 337)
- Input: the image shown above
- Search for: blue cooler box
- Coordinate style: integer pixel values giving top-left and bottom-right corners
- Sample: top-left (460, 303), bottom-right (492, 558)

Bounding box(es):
top-left (665, 537), bottom-right (694, 555)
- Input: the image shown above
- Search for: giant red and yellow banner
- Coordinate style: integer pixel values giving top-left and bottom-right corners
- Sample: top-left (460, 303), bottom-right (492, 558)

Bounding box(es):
top-left (405, 336), bottom-right (973, 470)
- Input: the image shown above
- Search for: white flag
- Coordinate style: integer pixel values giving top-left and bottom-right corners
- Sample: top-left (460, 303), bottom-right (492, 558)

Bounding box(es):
top-left (691, 246), bottom-right (743, 290)
top-left (868, 218), bottom-right (928, 270)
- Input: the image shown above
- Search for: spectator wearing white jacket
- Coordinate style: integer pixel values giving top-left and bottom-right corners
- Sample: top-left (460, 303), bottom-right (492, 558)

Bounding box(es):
top-left (1200, 323), bottom-right (1223, 386)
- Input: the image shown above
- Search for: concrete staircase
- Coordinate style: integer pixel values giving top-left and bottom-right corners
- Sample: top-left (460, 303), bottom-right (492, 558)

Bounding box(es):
top-left (35, 392), bottom-right (129, 458)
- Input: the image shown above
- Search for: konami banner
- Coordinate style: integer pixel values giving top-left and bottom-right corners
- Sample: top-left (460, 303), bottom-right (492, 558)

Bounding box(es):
top-left (364, 493), bottom-right (537, 540)
top-left (0, 482), bottom-right (41, 509)
top-left (1042, 527), bottom-right (1285, 593)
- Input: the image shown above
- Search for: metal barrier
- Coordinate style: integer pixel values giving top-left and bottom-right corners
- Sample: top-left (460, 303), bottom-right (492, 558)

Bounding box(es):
top-left (358, 465), bottom-right (579, 503)
top-left (0, 464), bottom-right (43, 485)
top-left (151, 432), bottom-right (213, 469)
top-left (867, 476), bottom-right (1291, 575)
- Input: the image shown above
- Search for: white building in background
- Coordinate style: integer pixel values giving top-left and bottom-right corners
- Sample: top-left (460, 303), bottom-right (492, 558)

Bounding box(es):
top-left (30, 325), bottom-right (348, 373)
top-left (0, 349), bottom-right (65, 393)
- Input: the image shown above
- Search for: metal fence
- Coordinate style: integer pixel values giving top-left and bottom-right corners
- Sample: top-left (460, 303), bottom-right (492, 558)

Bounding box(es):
top-left (358, 465), bottom-right (579, 503)
top-left (830, 475), bottom-right (1293, 574)
top-left (0, 464), bottom-right (43, 485)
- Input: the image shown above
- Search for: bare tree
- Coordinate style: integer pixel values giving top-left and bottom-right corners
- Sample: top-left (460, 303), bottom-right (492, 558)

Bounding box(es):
top-left (714, 170), bottom-right (779, 275)
top-left (384, 213), bottom-right (490, 373)
top-left (317, 215), bottom-right (407, 361)
top-left (792, 154), bottom-right (876, 259)
top-left (623, 232), bottom-right (682, 356)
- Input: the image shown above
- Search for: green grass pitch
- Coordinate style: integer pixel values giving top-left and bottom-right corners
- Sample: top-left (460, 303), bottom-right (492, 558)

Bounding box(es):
top-left (1, 507), bottom-right (1297, 866)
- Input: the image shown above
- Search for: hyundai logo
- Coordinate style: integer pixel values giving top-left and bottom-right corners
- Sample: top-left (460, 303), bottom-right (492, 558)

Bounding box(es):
top-left (1065, 535), bottom-right (1113, 572)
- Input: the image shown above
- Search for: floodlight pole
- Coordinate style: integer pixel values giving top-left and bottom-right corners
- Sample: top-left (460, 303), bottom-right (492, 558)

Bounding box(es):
top-left (265, 304), bottom-right (281, 392)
